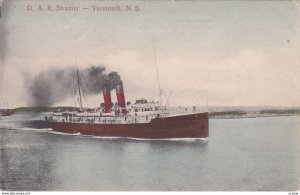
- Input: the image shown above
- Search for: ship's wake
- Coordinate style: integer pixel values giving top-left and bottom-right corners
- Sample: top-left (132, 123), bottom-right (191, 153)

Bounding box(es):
top-left (0, 126), bottom-right (52, 132)
top-left (1, 126), bottom-right (208, 142)
top-left (110, 137), bottom-right (209, 142)
top-left (46, 129), bottom-right (208, 142)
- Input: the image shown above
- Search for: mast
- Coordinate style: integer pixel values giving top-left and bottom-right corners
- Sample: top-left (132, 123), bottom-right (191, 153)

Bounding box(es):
top-left (152, 39), bottom-right (163, 117)
top-left (76, 67), bottom-right (83, 110)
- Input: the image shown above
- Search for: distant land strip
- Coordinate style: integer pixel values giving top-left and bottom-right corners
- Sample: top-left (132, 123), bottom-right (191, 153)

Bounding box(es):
top-left (209, 109), bottom-right (300, 119)
top-left (1, 107), bottom-right (299, 119)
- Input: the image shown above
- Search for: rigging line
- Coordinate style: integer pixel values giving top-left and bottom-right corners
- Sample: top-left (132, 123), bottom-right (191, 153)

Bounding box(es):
top-left (165, 91), bottom-right (173, 107)
top-left (150, 75), bottom-right (157, 102)
top-left (73, 70), bottom-right (81, 109)
top-left (73, 82), bottom-right (78, 98)
top-left (79, 71), bottom-right (91, 97)
top-left (76, 67), bottom-right (83, 109)
top-left (78, 71), bottom-right (91, 107)
top-left (73, 70), bottom-right (78, 96)
top-left (191, 94), bottom-right (201, 107)
top-left (162, 88), bottom-right (169, 104)
top-left (81, 73), bottom-right (90, 95)
top-left (79, 71), bottom-right (88, 100)
top-left (152, 38), bottom-right (163, 116)
top-left (74, 58), bottom-right (83, 108)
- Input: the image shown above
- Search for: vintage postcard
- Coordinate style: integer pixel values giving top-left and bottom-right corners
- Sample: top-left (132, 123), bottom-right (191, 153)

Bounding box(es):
top-left (0, 0), bottom-right (299, 192)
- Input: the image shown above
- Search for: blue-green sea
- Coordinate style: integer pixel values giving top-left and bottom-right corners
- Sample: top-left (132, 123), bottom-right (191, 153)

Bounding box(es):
top-left (1, 113), bottom-right (299, 191)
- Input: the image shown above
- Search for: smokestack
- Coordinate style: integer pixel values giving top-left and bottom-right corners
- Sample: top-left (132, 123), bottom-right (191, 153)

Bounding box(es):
top-left (116, 82), bottom-right (126, 114)
top-left (103, 84), bottom-right (112, 113)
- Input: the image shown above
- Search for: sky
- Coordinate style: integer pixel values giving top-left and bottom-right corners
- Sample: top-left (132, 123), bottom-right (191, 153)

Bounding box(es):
top-left (0, 0), bottom-right (300, 108)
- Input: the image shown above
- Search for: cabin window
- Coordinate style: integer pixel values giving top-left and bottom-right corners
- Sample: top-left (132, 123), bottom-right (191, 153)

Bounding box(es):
top-left (135, 109), bottom-right (138, 112)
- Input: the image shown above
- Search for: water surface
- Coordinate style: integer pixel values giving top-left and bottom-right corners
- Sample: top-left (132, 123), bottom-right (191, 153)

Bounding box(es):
top-left (0, 113), bottom-right (299, 191)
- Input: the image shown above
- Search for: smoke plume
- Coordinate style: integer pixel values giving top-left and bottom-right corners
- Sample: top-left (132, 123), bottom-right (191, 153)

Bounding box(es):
top-left (25, 65), bottom-right (122, 107)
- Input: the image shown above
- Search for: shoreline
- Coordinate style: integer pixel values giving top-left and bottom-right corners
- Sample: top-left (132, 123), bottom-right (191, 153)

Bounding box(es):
top-left (1, 106), bottom-right (299, 120)
top-left (209, 113), bottom-right (298, 119)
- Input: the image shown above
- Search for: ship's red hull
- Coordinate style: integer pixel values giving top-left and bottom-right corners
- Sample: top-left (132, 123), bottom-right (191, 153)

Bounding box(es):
top-left (47, 112), bottom-right (209, 139)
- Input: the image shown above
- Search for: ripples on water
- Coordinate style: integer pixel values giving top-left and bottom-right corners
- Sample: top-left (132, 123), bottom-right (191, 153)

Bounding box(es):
top-left (0, 113), bottom-right (299, 191)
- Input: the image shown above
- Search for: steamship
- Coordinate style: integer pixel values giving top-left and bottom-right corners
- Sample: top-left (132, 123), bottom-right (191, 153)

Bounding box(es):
top-left (46, 78), bottom-right (209, 139)
top-left (46, 45), bottom-right (209, 139)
